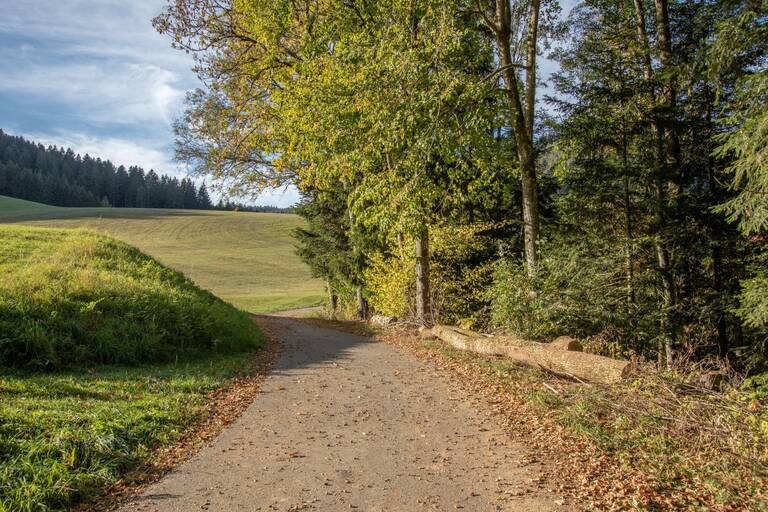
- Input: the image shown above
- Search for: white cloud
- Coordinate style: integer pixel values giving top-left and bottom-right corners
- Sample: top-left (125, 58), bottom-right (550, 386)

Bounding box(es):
top-left (0, 61), bottom-right (186, 126)
top-left (0, 1), bottom-right (300, 207)
top-left (26, 131), bottom-right (182, 176)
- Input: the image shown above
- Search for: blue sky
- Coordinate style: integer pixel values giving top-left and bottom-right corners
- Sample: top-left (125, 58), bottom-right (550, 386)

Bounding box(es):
top-left (0, 0), bottom-right (299, 206)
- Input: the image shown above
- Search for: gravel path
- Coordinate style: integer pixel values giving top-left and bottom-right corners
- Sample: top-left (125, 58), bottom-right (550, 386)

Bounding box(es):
top-left (118, 316), bottom-right (561, 511)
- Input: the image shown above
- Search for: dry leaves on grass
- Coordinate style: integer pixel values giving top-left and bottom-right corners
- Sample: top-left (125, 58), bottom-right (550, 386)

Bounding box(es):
top-left (379, 328), bottom-right (761, 511)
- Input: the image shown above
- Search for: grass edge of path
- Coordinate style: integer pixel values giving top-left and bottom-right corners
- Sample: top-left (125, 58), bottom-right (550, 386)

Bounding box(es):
top-left (77, 317), bottom-right (281, 512)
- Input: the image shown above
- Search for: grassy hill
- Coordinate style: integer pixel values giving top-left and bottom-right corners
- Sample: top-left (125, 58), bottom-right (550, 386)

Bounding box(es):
top-left (0, 225), bottom-right (264, 510)
top-left (0, 225), bottom-right (262, 368)
top-left (0, 195), bottom-right (324, 313)
top-left (0, 195), bottom-right (62, 218)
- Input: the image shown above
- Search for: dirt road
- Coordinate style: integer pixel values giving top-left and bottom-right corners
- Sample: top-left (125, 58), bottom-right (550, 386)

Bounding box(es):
top-left (118, 316), bottom-right (562, 511)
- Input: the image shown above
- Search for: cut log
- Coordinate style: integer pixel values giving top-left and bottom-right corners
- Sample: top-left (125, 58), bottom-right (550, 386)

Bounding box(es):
top-left (549, 336), bottom-right (583, 352)
top-left (427, 325), bottom-right (628, 385)
top-left (370, 315), bottom-right (395, 327)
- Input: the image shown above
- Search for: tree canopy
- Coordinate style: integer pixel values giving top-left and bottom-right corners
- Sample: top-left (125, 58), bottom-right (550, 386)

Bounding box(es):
top-left (157, 0), bottom-right (768, 371)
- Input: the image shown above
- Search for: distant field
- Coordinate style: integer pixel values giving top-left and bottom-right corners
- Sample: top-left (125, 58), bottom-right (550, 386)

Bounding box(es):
top-left (0, 195), bottom-right (62, 218)
top-left (0, 195), bottom-right (324, 313)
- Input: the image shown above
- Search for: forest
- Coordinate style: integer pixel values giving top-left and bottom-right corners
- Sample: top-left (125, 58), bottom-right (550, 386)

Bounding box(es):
top-left (156, 0), bottom-right (767, 374)
top-left (0, 130), bottom-right (294, 212)
top-left (0, 130), bottom-right (214, 209)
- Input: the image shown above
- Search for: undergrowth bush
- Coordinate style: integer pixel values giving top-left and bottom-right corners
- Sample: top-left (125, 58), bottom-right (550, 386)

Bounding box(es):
top-left (489, 240), bottom-right (661, 356)
top-left (365, 224), bottom-right (494, 326)
top-left (0, 226), bottom-right (262, 369)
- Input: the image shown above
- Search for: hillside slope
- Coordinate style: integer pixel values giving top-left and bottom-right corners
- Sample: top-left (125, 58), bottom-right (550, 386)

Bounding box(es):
top-left (0, 195), bottom-right (61, 218)
top-left (0, 225), bottom-right (263, 368)
top-left (0, 195), bottom-right (324, 313)
top-left (0, 225), bottom-right (268, 511)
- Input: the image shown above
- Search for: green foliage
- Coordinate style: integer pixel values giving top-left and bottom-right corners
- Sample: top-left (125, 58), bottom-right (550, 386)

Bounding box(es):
top-left (294, 190), bottom-right (362, 291)
top-left (715, 72), bottom-right (768, 235)
top-left (709, 5), bottom-right (768, 334)
top-left (277, 0), bottom-right (501, 237)
top-left (489, 252), bottom-right (599, 342)
top-left (365, 224), bottom-right (495, 325)
top-left (0, 354), bottom-right (253, 511)
top-left (158, 0), bottom-right (768, 369)
top-left (741, 371), bottom-right (768, 401)
top-left (0, 225), bottom-right (263, 368)
top-left (489, 237), bottom-right (662, 358)
top-left (737, 273), bottom-right (768, 329)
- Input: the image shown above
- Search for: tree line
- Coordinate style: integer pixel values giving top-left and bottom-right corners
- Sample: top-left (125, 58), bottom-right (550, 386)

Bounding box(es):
top-left (0, 130), bottom-right (214, 209)
top-left (156, 0), bottom-right (767, 372)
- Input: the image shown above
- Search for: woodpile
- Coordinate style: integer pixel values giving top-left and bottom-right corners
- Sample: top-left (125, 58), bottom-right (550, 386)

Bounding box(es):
top-left (424, 325), bottom-right (629, 385)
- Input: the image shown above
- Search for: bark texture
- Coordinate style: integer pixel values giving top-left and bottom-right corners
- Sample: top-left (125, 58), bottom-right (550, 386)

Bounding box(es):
top-left (488, 0), bottom-right (541, 278)
top-left (415, 228), bottom-right (431, 326)
top-left (426, 325), bottom-right (629, 385)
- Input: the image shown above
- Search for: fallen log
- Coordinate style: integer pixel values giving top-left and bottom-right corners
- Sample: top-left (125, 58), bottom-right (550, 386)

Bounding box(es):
top-left (370, 314), bottom-right (395, 327)
top-left (426, 325), bottom-right (629, 385)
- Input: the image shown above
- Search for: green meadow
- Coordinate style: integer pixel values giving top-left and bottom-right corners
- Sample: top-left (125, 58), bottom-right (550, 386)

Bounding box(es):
top-left (0, 197), bottom-right (322, 511)
top-left (0, 195), bottom-right (325, 313)
top-left (0, 224), bottom-right (268, 510)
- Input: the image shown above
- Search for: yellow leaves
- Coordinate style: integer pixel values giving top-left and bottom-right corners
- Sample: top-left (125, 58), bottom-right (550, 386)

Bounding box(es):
top-left (365, 224), bottom-right (496, 323)
top-left (365, 251), bottom-right (413, 318)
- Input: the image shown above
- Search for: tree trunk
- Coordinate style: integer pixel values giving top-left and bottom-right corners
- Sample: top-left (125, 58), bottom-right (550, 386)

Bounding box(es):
top-left (622, 134), bottom-right (636, 312)
top-left (492, 0), bottom-right (541, 279)
top-left (524, 0), bottom-right (540, 142)
top-left (704, 86), bottom-right (729, 360)
top-left (655, 128), bottom-right (677, 370)
top-left (712, 245), bottom-right (729, 359)
top-left (344, 190), bottom-right (368, 321)
top-left (656, 236), bottom-right (676, 369)
top-left (415, 227), bottom-right (431, 326)
top-left (654, 0), bottom-right (682, 370)
top-left (326, 280), bottom-right (338, 316)
top-left (634, 0), bottom-right (677, 369)
top-left (356, 285), bottom-right (368, 320)
top-left (427, 325), bottom-right (629, 385)
top-left (632, 0), bottom-right (652, 82)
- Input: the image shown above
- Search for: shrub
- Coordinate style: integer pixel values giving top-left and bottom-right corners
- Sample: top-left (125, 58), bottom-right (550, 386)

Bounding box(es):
top-left (0, 226), bottom-right (262, 369)
top-left (489, 239), bottom-right (653, 351)
top-left (365, 224), bottom-right (495, 325)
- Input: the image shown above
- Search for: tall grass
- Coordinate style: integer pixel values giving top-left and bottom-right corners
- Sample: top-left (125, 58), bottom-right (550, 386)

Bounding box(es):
top-left (0, 225), bottom-right (262, 368)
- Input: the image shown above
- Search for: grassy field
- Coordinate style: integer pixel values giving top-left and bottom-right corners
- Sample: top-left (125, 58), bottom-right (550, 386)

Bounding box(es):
top-left (0, 224), bottom-right (265, 510)
top-left (0, 195), bottom-right (324, 313)
top-left (0, 355), bottom-right (255, 512)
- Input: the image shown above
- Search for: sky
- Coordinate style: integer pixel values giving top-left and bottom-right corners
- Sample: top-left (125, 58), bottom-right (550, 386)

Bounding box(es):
top-left (0, 0), bottom-right (300, 207)
top-left (0, 1), bottom-right (575, 208)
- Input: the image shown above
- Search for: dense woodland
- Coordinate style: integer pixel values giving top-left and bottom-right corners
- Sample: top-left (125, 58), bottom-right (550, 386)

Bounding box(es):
top-left (0, 130), bottom-right (294, 213)
top-left (156, 0), bottom-right (766, 373)
top-left (0, 130), bottom-right (215, 209)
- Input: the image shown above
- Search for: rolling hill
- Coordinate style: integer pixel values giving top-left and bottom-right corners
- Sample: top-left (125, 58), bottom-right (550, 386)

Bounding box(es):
top-left (0, 225), bottom-right (266, 511)
top-left (0, 195), bottom-right (324, 313)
